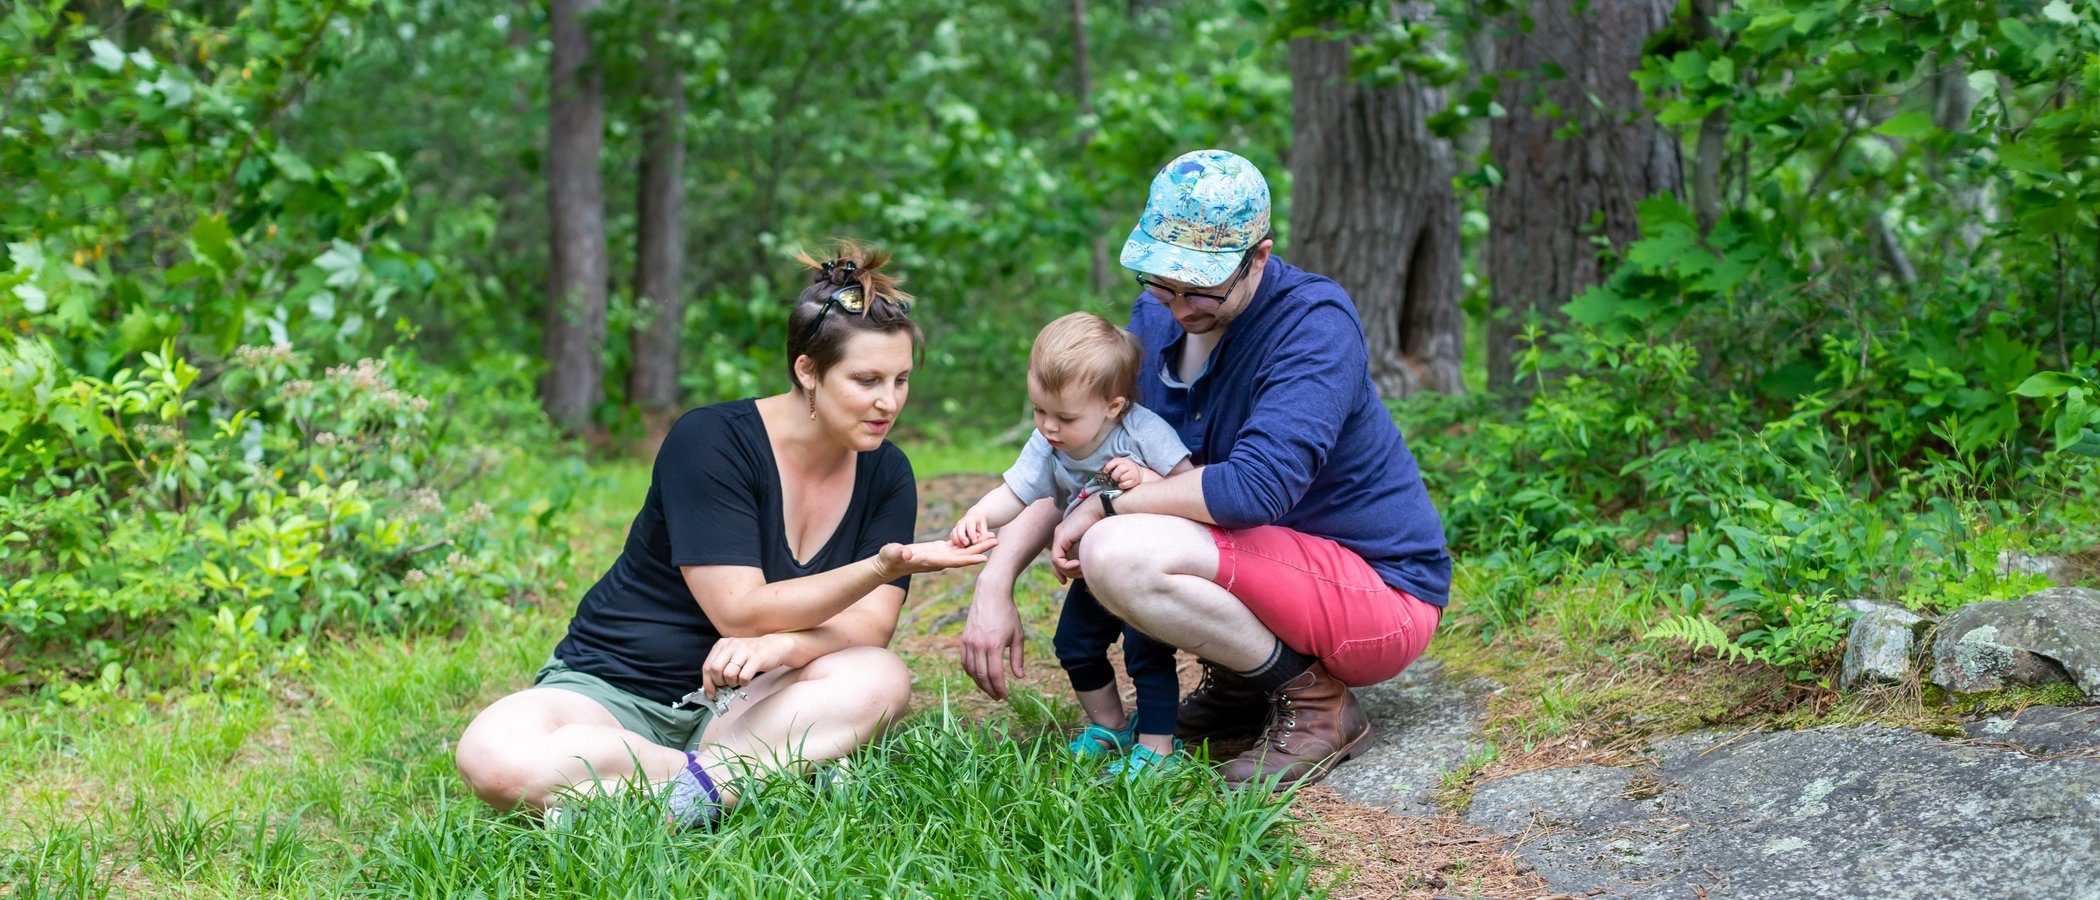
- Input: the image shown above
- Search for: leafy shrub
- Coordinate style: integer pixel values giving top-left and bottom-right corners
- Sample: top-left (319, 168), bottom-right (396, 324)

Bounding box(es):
top-left (1403, 326), bottom-right (2094, 677)
top-left (0, 336), bottom-right (565, 697)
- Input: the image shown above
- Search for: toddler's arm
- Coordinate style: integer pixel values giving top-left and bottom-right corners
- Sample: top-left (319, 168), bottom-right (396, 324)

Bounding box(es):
top-left (1102, 455), bottom-right (1191, 490)
top-left (952, 483), bottom-right (1028, 546)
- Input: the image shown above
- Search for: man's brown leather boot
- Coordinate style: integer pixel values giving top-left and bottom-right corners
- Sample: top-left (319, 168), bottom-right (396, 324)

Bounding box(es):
top-left (1219, 662), bottom-right (1371, 790)
top-left (1175, 660), bottom-right (1270, 742)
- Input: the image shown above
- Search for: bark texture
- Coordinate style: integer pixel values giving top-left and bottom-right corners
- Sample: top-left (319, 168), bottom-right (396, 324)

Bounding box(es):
top-left (1073, 0), bottom-right (1112, 298)
top-left (629, 0), bottom-right (687, 414)
top-left (1486, 0), bottom-right (1683, 393)
top-left (1288, 14), bottom-right (1466, 399)
top-left (543, 0), bottom-right (609, 432)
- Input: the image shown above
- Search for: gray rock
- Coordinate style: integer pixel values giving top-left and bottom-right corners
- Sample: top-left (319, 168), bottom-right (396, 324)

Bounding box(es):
top-left (1463, 724), bottom-right (2100, 899)
top-left (1998, 550), bottom-right (2071, 585)
top-left (1963, 705), bottom-right (2100, 755)
top-left (1321, 658), bottom-right (1498, 816)
top-left (1840, 600), bottom-right (1928, 689)
top-left (1930, 587), bottom-right (2100, 697)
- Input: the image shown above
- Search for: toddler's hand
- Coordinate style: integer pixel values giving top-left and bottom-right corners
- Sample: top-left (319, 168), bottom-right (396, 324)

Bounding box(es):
top-left (1101, 457), bottom-right (1158, 490)
top-left (951, 511), bottom-right (993, 547)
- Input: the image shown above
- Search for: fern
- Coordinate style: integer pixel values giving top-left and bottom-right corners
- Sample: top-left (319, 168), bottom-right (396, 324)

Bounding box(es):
top-left (1644, 614), bottom-right (1768, 665)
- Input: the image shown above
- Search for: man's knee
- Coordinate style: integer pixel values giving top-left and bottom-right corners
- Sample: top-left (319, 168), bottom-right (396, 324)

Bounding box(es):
top-left (1079, 515), bottom-right (1215, 610)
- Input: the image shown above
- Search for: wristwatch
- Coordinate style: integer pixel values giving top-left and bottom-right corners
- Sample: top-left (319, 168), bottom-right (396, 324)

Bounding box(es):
top-left (1097, 487), bottom-right (1122, 516)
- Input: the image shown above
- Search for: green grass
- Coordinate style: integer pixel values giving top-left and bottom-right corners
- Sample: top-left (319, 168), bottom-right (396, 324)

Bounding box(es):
top-left (0, 605), bottom-right (1321, 897)
top-left (0, 454), bottom-right (1322, 898)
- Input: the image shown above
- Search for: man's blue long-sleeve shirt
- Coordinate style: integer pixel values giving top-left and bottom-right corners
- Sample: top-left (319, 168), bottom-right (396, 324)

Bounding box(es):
top-left (1128, 257), bottom-right (1452, 606)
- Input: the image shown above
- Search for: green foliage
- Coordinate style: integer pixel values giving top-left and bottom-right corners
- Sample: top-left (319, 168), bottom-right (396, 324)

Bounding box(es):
top-left (2015, 369), bottom-right (2100, 457)
top-left (1643, 614), bottom-right (1767, 665)
top-left (287, 0), bottom-right (1289, 430)
top-left (0, 336), bottom-right (564, 695)
top-left (1403, 323), bottom-right (2096, 677)
top-left (1, 1), bottom-right (428, 375)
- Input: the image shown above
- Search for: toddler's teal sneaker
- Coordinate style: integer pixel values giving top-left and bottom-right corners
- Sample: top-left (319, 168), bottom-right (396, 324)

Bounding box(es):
top-left (1067, 715), bottom-right (1141, 758)
top-left (1105, 740), bottom-right (1185, 782)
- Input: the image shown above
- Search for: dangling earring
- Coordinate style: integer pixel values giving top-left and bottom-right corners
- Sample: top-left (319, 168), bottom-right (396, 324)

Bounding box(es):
top-left (807, 389), bottom-right (817, 421)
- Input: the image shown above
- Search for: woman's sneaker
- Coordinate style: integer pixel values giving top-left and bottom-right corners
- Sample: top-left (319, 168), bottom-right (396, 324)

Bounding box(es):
top-left (1067, 715), bottom-right (1141, 758)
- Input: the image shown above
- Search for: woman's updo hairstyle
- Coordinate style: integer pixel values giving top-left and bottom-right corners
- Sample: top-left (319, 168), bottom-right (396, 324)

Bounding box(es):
top-left (785, 239), bottom-right (924, 390)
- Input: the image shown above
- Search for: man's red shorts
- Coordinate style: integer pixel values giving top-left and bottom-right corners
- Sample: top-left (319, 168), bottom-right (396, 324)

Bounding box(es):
top-left (1207, 524), bottom-right (1442, 687)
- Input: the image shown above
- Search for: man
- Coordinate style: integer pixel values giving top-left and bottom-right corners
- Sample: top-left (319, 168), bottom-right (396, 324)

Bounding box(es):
top-left (960, 149), bottom-right (1452, 789)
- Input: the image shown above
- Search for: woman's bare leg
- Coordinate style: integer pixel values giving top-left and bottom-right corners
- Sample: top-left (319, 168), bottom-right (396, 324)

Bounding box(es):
top-left (456, 645), bottom-right (911, 814)
top-left (454, 688), bottom-right (687, 811)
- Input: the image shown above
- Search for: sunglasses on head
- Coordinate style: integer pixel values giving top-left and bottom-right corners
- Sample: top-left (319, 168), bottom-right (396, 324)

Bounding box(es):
top-left (803, 274), bottom-right (911, 347)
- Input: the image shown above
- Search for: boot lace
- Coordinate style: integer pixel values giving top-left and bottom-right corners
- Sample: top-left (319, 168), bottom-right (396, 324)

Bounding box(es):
top-left (1264, 691), bottom-right (1297, 753)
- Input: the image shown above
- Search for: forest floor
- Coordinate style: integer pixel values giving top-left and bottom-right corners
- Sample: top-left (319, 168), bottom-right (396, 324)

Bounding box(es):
top-left (22, 456), bottom-right (2074, 897)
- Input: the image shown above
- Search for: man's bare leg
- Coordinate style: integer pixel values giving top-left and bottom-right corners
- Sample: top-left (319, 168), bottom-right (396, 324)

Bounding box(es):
top-left (1075, 513), bottom-right (1371, 789)
top-left (1071, 513), bottom-right (1277, 670)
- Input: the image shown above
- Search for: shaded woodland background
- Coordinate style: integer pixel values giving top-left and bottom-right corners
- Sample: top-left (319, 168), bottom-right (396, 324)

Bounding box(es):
top-left (3, 0), bottom-right (2097, 695)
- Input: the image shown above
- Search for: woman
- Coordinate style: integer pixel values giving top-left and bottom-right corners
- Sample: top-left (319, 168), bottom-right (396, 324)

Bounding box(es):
top-left (457, 241), bottom-right (994, 825)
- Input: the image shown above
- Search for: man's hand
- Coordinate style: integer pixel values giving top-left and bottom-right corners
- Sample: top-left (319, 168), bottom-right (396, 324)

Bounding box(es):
top-left (1049, 495), bottom-right (1105, 583)
top-left (950, 510), bottom-right (994, 547)
top-left (876, 537), bottom-right (998, 581)
top-left (960, 587), bottom-right (1027, 700)
top-left (701, 633), bottom-right (796, 699)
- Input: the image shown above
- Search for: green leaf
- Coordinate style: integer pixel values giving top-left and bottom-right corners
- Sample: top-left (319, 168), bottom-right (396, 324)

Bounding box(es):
top-left (1564, 284), bottom-right (1623, 327)
top-left (12, 283), bottom-right (47, 314)
top-left (314, 241), bottom-right (363, 287)
top-left (1999, 141), bottom-right (2063, 176)
top-left (269, 148), bottom-right (317, 183)
top-left (191, 215), bottom-right (243, 272)
top-left (2060, 387), bottom-right (2090, 450)
top-left (88, 39), bottom-right (126, 72)
top-left (2041, 0), bottom-right (2077, 23)
top-left (1871, 112), bottom-right (1934, 138)
top-left (2013, 371), bottom-right (2081, 398)
top-left (8, 241), bottom-right (44, 272)
top-left (1669, 50), bottom-right (1710, 84)
top-left (1707, 56), bottom-right (1736, 85)
top-left (1636, 194), bottom-right (1699, 232)
top-left (117, 307), bottom-right (172, 353)
top-left (2000, 18), bottom-right (2036, 49)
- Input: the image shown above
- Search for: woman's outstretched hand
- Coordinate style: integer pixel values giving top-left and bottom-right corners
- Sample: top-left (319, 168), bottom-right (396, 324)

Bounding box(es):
top-left (875, 537), bottom-right (997, 580)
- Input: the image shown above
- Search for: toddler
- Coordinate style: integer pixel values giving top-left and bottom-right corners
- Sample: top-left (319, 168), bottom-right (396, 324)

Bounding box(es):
top-left (951, 312), bottom-right (1192, 776)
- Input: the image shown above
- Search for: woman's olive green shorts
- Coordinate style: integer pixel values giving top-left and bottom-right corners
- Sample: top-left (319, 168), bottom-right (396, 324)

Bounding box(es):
top-left (532, 656), bottom-right (714, 752)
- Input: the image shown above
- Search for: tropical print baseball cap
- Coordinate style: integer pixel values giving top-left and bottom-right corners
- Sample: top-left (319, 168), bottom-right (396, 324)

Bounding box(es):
top-left (1118, 149), bottom-right (1272, 287)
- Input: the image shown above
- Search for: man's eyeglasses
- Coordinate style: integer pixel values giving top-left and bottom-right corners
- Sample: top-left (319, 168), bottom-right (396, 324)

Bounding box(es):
top-left (1133, 248), bottom-right (1255, 312)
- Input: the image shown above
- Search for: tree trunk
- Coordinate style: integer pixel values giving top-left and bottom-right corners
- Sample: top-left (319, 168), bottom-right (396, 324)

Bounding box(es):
top-left (629, 0), bottom-right (687, 415)
top-left (543, 0), bottom-right (609, 433)
top-left (1929, 54), bottom-right (1988, 255)
top-left (1486, 0), bottom-right (1682, 393)
top-left (1287, 9), bottom-right (1466, 399)
top-left (1072, 0), bottom-right (1111, 298)
top-left (1688, 0), bottom-right (1728, 235)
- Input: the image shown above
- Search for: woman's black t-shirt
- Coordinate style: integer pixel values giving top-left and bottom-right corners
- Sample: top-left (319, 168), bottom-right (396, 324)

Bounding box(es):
top-left (553, 398), bottom-right (917, 705)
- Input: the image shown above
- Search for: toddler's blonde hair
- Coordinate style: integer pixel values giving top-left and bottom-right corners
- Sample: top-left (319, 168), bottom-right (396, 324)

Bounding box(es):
top-left (1029, 312), bottom-right (1143, 418)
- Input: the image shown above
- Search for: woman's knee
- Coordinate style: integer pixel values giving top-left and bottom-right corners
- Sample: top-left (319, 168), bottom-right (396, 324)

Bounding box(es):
top-left (805, 645), bottom-right (912, 722)
top-left (455, 721), bottom-right (534, 808)
top-left (453, 690), bottom-right (589, 809)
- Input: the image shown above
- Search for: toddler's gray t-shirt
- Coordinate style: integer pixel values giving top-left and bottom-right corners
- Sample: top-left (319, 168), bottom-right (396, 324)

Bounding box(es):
top-left (1002, 403), bottom-right (1191, 511)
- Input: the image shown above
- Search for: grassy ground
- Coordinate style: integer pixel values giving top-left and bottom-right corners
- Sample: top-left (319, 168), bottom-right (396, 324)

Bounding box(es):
top-left (0, 446), bottom-right (1494, 898)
